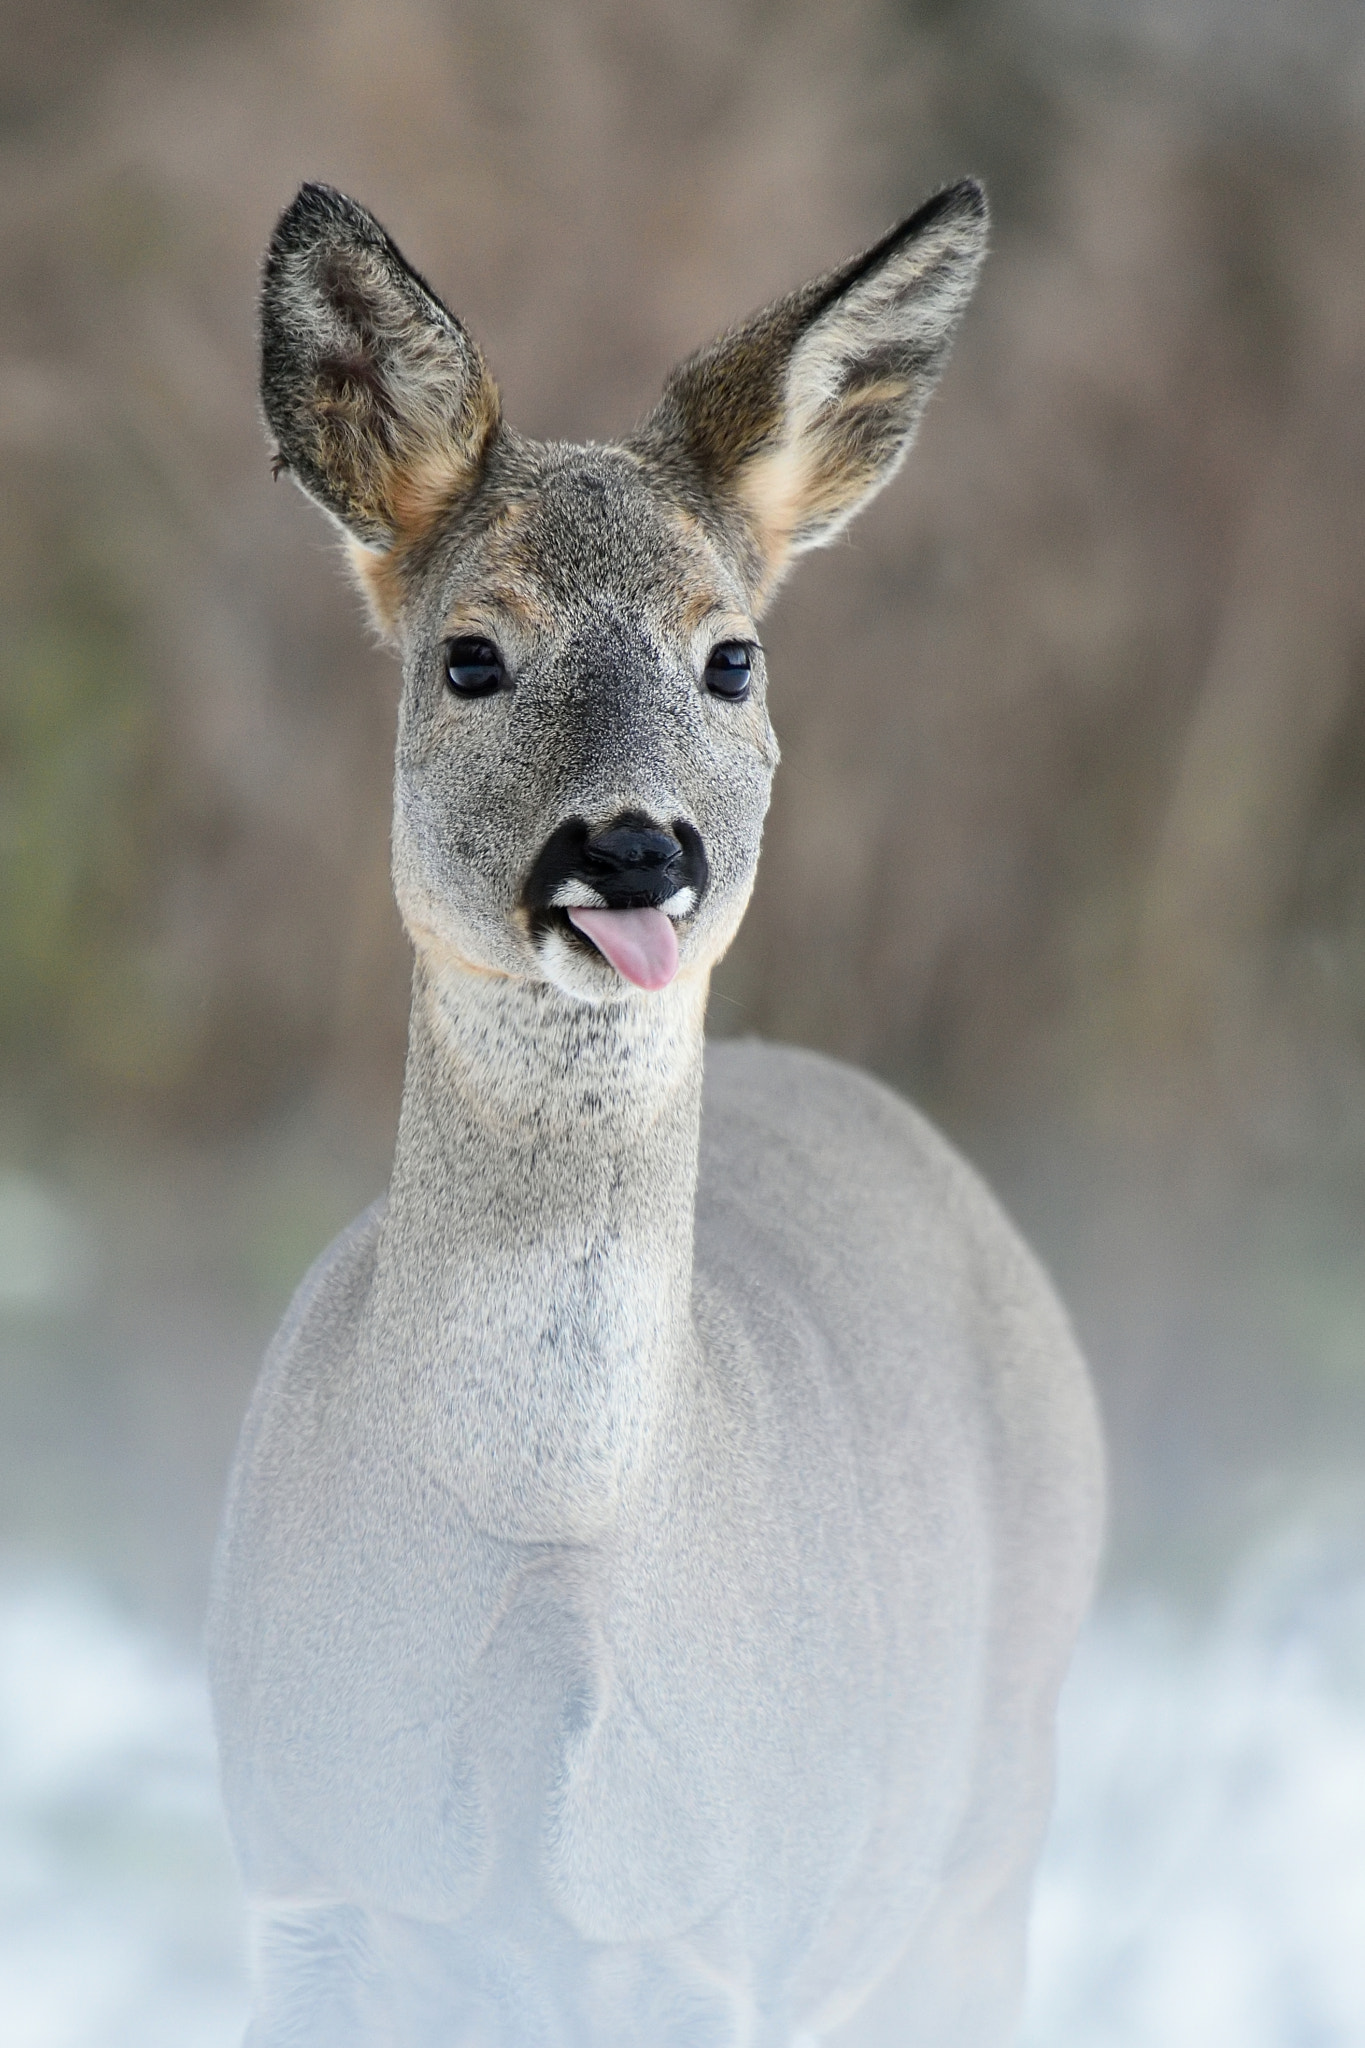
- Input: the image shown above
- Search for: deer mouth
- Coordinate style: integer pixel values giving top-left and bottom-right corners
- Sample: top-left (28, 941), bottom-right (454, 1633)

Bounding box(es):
top-left (563, 905), bottom-right (680, 989)
top-left (521, 814), bottom-right (709, 991)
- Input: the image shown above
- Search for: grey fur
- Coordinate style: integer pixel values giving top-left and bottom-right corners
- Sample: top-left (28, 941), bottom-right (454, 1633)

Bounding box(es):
top-left (209, 181), bottom-right (1103, 2047)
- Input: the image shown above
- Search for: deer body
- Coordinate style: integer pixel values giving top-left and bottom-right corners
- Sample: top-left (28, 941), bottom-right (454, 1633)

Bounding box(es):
top-left (208, 182), bottom-right (1103, 2046)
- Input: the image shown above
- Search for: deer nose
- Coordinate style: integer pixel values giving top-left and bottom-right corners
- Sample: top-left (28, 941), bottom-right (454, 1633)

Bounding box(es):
top-left (521, 814), bottom-right (709, 921)
top-left (584, 823), bottom-right (682, 875)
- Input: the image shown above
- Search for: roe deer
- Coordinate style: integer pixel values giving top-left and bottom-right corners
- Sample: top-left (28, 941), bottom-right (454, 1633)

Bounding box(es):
top-left (207, 179), bottom-right (1104, 2048)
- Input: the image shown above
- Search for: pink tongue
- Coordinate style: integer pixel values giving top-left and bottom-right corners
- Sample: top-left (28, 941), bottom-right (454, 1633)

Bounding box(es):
top-left (567, 905), bottom-right (679, 990)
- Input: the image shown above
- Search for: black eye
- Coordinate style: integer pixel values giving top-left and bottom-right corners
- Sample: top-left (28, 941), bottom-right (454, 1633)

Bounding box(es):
top-left (445, 636), bottom-right (507, 696)
top-left (703, 640), bottom-right (753, 700)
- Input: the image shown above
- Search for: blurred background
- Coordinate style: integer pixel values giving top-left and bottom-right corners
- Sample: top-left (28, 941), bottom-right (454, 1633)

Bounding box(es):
top-left (2, 0), bottom-right (1364, 2041)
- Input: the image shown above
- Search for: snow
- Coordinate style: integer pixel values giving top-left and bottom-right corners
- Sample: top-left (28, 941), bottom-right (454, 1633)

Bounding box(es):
top-left (2, 1516), bottom-right (1364, 2045)
top-left (1024, 1515), bottom-right (1365, 2048)
top-left (0, 1575), bottom-right (245, 2048)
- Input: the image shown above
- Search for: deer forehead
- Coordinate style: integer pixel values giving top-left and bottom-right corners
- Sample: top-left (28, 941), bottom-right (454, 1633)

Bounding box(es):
top-left (404, 446), bottom-right (752, 654)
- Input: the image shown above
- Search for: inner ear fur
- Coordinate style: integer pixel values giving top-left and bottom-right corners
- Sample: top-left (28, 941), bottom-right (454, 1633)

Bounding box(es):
top-left (261, 183), bottom-right (501, 626)
top-left (632, 180), bottom-right (988, 608)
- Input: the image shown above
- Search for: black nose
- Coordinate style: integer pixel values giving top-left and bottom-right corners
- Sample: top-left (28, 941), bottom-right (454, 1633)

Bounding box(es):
top-left (520, 813), bottom-right (709, 924)
top-left (584, 824), bottom-right (682, 875)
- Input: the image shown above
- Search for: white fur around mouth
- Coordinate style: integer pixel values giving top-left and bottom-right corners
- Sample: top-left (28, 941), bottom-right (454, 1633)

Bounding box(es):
top-left (548, 881), bottom-right (697, 919)
top-left (549, 879), bottom-right (608, 909)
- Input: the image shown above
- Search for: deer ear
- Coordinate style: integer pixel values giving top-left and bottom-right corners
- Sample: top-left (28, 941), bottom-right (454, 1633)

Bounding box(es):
top-left (260, 184), bottom-right (501, 621)
top-left (634, 181), bottom-right (987, 608)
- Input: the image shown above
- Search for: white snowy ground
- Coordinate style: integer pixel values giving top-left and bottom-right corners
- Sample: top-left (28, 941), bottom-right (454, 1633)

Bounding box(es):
top-left (2, 1519), bottom-right (1364, 2048)
top-left (1023, 1515), bottom-right (1365, 2048)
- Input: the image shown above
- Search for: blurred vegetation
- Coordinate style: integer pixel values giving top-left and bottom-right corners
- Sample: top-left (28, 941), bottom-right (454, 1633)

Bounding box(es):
top-left (2, 583), bottom-right (160, 1082)
top-left (1, 0), bottom-right (1364, 1604)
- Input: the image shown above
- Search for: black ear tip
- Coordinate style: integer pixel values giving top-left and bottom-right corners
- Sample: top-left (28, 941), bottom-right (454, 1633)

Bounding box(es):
top-left (268, 181), bottom-right (381, 264)
top-left (296, 178), bottom-right (345, 205)
top-left (950, 176), bottom-right (988, 224)
top-left (911, 177), bottom-right (989, 238)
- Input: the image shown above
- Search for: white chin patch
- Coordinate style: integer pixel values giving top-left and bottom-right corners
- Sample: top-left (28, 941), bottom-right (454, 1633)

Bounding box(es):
top-left (537, 923), bottom-right (630, 1003)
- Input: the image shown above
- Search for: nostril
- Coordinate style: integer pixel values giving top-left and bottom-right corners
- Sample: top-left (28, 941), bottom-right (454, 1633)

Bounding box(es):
top-left (584, 826), bottom-right (681, 874)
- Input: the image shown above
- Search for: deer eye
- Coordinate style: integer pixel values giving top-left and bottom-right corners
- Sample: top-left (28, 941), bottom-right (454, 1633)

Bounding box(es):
top-left (445, 636), bottom-right (507, 696)
top-left (703, 641), bottom-right (753, 700)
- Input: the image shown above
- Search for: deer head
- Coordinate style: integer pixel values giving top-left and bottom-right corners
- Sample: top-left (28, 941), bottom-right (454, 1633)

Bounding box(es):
top-left (260, 180), bottom-right (986, 1005)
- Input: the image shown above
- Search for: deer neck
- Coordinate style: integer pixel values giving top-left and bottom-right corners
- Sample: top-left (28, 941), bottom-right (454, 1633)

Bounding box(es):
top-left (362, 954), bottom-right (708, 1543)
